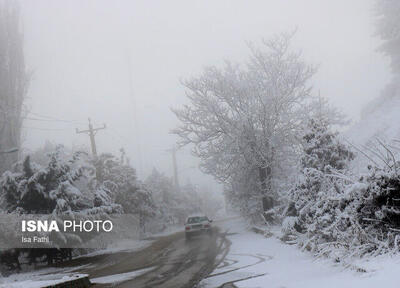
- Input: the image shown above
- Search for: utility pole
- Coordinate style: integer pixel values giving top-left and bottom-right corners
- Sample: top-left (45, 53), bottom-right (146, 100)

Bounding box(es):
top-left (126, 51), bottom-right (143, 178)
top-left (167, 146), bottom-right (180, 192)
top-left (76, 118), bottom-right (106, 157)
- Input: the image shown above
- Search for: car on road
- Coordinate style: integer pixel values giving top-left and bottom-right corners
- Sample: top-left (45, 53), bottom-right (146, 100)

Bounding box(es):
top-left (185, 215), bottom-right (213, 240)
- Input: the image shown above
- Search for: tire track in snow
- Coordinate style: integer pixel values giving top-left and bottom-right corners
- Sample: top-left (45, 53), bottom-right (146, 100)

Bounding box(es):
top-left (206, 253), bottom-right (270, 278)
top-left (201, 227), bottom-right (273, 288)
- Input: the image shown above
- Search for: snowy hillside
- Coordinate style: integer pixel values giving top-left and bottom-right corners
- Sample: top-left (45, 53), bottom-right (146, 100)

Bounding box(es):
top-left (347, 80), bottom-right (400, 144)
top-left (344, 78), bottom-right (400, 171)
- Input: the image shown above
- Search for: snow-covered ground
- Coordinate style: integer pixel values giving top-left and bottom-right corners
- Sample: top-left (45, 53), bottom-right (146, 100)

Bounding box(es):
top-left (0, 239), bottom-right (152, 287)
top-left (201, 218), bottom-right (400, 288)
top-left (3, 218), bottom-right (400, 288)
top-left (0, 226), bottom-right (184, 287)
top-left (91, 267), bottom-right (154, 285)
top-left (0, 267), bottom-right (89, 288)
top-left (0, 267), bottom-right (155, 288)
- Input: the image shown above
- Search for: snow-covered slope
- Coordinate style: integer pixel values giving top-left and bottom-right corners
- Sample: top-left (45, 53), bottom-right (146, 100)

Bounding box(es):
top-left (346, 79), bottom-right (400, 145)
top-left (344, 78), bottom-right (400, 171)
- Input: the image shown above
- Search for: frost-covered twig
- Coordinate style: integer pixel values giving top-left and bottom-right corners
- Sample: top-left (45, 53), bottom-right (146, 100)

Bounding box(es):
top-left (344, 139), bottom-right (380, 167)
top-left (376, 138), bottom-right (397, 173)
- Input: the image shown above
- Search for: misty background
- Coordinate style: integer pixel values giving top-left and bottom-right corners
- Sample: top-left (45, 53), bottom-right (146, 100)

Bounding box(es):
top-left (21, 0), bottom-right (389, 190)
top-left (3, 0), bottom-right (400, 281)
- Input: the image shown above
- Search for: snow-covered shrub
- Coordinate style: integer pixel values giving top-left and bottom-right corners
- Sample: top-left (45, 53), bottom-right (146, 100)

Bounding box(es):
top-left (280, 216), bottom-right (301, 244)
top-left (0, 146), bottom-right (123, 216)
top-left (0, 146), bottom-right (124, 270)
top-left (353, 163), bottom-right (400, 254)
top-left (91, 153), bottom-right (144, 215)
top-left (1, 148), bottom-right (84, 214)
top-left (300, 164), bottom-right (400, 259)
top-left (285, 118), bottom-right (400, 260)
top-left (284, 118), bottom-right (355, 257)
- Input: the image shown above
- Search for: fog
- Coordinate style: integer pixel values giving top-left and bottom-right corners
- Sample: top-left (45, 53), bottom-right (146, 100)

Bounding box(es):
top-left (21, 0), bottom-right (389, 189)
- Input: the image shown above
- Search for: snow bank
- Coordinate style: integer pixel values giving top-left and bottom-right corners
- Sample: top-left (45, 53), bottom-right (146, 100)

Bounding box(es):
top-left (202, 218), bottom-right (400, 288)
top-left (91, 267), bottom-right (154, 284)
top-left (0, 273), bottom-right (88, 288)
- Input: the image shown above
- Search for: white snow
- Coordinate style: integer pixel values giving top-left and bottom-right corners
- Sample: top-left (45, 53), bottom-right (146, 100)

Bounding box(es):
top-left (91, 267), bottom-right (154, 284)
top-left (0, 265), bottom-right (154, 287)
top-left (0, 273), bottom-right (88, 288)
top-left (0, 264), bottom-right (93, 288)
top-left (201, 218), bottom-right (400, 288)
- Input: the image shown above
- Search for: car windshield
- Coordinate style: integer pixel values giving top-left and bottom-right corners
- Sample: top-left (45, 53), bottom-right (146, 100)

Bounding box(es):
top-left (187, 216), bottom-right (208, 224)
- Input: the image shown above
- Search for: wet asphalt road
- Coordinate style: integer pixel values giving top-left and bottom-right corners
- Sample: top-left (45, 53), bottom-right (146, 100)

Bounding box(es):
top-left (61, 229), bottom-right (226, 288)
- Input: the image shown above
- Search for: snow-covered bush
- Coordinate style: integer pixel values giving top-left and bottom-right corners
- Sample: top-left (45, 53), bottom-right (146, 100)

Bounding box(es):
top-left (1, 148), bottom-right (84, 214)
top-left (283, 118), bottom-right (355, 257)
top-left (285, 117), bottom-right (400, 260)
top-left (142, 168), bottom-right (178, 231)
top-left (0, 146), bottom-right (124, 270)
top-left (276, 0), bottom-right (400, 261)
top-left (296, 163), bottom-right (400, 259)
top-left (92, 152), bottom-right (147, 216)
top-left (354, 163), bottom-right (400, 254)
top-left (0, 146), bottom-right (122, 216)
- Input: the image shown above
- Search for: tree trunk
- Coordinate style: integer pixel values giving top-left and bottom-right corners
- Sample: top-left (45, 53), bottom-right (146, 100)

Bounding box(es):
top-left (0, 2), bottom-right (28, 174)
top-left (259, 164), bottom-right (273, 212)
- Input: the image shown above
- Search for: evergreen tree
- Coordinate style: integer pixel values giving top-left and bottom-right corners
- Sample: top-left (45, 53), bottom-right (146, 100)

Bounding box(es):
top-left (284, 119), bottom-right (354, 252)
top-left (0, 146), bottom-right (123, 270)
top-left (0, 147), bottom-right (86, 214)
top-left (301, 119), bottom-right (354, 172)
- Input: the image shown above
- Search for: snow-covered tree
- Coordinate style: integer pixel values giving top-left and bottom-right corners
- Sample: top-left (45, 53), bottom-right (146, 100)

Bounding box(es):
top-left (92, 153), bottom-right (135, 204)
top-left (284, 118), bottom-right (355, 253)
top-left (0, 1), bottom-right (30, 174)
top-left (173, 32), bottom-right (316, 213)
top-left (376, 0), bottom-right (400, 74)
top-left (144, 168), bottom-right (222, 227)
top-left (0, 146), bottom-right (124, 269)
top-left (144, 168), bottom-right (187, 225)
top-left (224, 166), bottom-right (262, 222)
top-left (87, 152), bottom-right (158, 232)
top-left (0, 145), bottom-right (126, 216)
top-left (30, 141), bottom-right (58, 166)
top-left (301, 119), bottom-right (354, 172)
top-left (184, 183), bottom-right (223, 219)
top-left (1, 150), bottom-right (83, 214)
top-left (0, 146), bottom-right (125, 250)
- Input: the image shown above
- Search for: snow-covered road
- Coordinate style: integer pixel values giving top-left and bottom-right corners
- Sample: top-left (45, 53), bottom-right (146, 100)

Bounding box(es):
top-left (1, 228), bottom-right (222, 288)
top-left (2, 217), bottom-right (400, 288)
top-left (201, 218), bottom-right (400, 288)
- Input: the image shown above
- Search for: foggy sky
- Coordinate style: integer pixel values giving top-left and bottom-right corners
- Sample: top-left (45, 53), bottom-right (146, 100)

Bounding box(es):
top-left (20, 0), bottom-right (390, 190)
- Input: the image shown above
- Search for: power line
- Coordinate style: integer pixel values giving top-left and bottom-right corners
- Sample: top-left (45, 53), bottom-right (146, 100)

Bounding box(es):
top-left (108, 127), bottom-right (131, 144)
top-left (26, 111), bottom-right (87, 124)
top-left (126, 52), bottom-right (143, 178)
top-left (23, 116), bottom-right (85, 124)
top-left (22, 126), bottom-right (70, 131)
